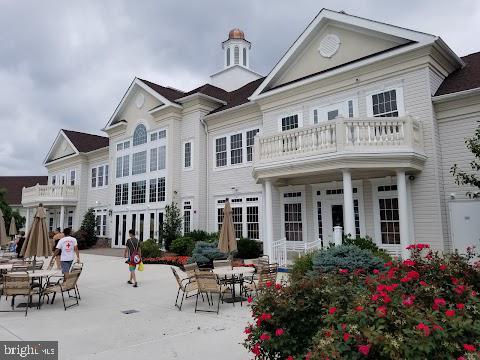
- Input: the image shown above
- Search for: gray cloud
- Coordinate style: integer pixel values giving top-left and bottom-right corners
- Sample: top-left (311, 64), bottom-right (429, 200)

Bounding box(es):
top-left (0, 0), bottom-right (479, 175)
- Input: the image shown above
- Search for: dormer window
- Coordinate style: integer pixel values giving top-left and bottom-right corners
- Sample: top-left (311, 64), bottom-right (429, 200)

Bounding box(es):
top-left (234, 46), bottom-right (239, 65)
top-left (133, 124), bottom-right (147, 146)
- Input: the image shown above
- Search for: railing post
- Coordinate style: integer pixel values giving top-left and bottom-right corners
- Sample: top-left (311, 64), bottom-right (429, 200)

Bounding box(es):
top-left (336, 119), bottom-right (346, 152)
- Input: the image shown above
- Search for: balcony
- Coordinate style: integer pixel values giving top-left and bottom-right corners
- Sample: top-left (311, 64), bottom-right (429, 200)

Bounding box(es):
top-left (22, 184), bottom-right (79, 207)
top-left (253, 116), bottom-right (425, 180)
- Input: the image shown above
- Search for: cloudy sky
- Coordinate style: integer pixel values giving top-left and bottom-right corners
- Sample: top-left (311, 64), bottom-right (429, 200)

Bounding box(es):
top-left (1, 0), bottom-right (479, 175)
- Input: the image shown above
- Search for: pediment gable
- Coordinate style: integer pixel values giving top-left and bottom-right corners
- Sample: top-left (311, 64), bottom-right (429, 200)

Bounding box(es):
top-left (44, 132), bottom-right (78, 164)
top-left (272, 23), bottom-right (410, 88)
top-left (105, 78), bottom-right (183, 130)
top-left (251, 9), bottom-right (453, 98)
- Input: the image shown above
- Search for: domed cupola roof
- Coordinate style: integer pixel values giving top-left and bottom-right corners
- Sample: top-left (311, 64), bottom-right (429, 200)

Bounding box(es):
top-left (228, 28), bottom-right (245, 40)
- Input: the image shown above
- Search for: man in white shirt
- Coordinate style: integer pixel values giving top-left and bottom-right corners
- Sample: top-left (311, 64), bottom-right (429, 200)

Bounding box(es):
top-left (51, 228), bottom-right (80, 274)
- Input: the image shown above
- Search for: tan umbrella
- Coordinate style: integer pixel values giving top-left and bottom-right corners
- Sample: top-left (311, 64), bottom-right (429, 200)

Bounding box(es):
top-left (0, 208), bottom-right (8, 248)
top-left (21, 204), bottom-right (51, 270)
top-left (218, 199), bottom-right (237, 254)
top-left (9, 216), bottom-right (18, 237)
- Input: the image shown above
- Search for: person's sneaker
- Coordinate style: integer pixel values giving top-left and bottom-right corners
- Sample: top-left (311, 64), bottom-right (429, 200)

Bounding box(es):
top-left (133, 283), bottom-right (138, 288)
top-left (127, 280), bottom-right (133, 284)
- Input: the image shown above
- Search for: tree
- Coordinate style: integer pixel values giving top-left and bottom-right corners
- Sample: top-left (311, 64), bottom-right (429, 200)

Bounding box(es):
top-left (451, 122), bottom-right (480, 198)
top-left (0, 188), bottom-right (25, 232)
top-left (75, 208), bottom-right (97, 249)
top-left (163, 202), bottom-right (182, 251)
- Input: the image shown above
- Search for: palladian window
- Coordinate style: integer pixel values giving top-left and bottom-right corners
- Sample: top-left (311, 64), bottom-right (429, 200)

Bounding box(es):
top-left (133, 124), bottom-right (147, 146)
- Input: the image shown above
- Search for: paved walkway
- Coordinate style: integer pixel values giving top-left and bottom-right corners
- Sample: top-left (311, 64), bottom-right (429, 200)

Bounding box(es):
top-left (0, 254), bottom-right (250, 360)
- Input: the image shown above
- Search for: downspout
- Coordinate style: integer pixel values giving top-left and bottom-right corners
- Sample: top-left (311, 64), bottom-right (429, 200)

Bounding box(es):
top-left (200, 116), bottom-right (209, 231)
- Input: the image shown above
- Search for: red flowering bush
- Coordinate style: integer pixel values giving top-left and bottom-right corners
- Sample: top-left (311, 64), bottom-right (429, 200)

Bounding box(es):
top-left (142, 255), bottom-right (189, 268)
top-left (244, 244), bottom-right (480, 359)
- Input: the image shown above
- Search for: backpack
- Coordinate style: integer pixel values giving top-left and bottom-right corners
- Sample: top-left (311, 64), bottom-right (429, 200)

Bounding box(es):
top-left (129, 239), bottom-right (142, 265)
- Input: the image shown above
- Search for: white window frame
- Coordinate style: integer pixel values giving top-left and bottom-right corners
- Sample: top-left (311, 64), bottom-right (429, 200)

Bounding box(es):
top-left (212, 127), bottom-right (260, 171)
top-left (69, 170), bottom-right (76, 186)
top-left (183, 140), bottom-right (193, 171)
top-left (277, 112), bottom-right (303, 132)
top-left (215, 194), bottom-right (262, 240)
top-left (279, 186), bottom-right (307, 242)
top-left (371, 178), bottom-right (403, 256)
top-left (311, 98), bottom-right (358, 124)
top-left (94, 209), bottom-right (108, 237)
top-left (366, 86), bottom-right (405, 118)
top-left (90, 164), bottom-right (109, 189)
top-left (182, 199), bottom-right (193, 235)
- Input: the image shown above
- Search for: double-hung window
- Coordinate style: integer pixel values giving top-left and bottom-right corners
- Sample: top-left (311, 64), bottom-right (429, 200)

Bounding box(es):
top-left (70, 170), bottom-right (76, 186)
top-left (230, 134), bottom-right (243, 165)
top-left (131, 180), bottom-right (146, 204)
top-left (183, 141), bottom-right (192, 170)
top-left (246, 129), bottom-right (259, 162)
top-left (281, 114), bottom-right (299, 131)
top-left (116, 183), bottom-right (129, 205)
top-left (150, 146), bottom-right (166, 172)
top-left (216, 137), bottom-right (227, 167)
top-left (116, 155), bottom-right (129, 178)
top-left (214, 128), bottom-right (260, 169)
top-left (149, 177), bottom-right (166, 203)
top-left (91, 164), bottom-right (108, 189)
top-left (367, 88), bottom-right (404, 118)
top-left (132, 151), bottom-right (147, 175)
top-left (183, 201), bottom-right (192, 234)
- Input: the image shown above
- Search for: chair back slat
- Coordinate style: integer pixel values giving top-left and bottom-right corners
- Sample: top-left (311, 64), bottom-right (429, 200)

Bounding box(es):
top-left (171, 267), bottom-right (183, 287)
top-left (194, 272), bottom-right (220, 293)
top-left (258, 263), bottom-right (278, 288)
top-left (62, 271), bottom-right (81, 290)
top-left (213, 259), bottom-right (232, 269)
top-left (183, 263), bottom-right (198, 279)
top-left (4, 273), bottom-right (31, 295)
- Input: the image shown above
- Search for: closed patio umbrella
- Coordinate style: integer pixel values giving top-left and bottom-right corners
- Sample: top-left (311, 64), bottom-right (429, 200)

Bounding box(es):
top-left (218, 199), bottom-right (237, 254)
top-left (20, 204), bottom-right (51, 271)
top-left (9, 216), bottom-right (18, 239)
top-left (0, 209), bottom-right (8, 248)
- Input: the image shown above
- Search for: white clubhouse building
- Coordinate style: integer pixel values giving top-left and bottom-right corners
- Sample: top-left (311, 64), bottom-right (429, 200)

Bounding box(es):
top-left (20, 9), bottom-right (480, 260)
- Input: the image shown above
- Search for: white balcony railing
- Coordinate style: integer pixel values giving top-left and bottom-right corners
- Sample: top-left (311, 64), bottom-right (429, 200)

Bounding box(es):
top-left (22, 184), bottom-right (79, 205)
top-left (254, 116), bottom-right (423, 164)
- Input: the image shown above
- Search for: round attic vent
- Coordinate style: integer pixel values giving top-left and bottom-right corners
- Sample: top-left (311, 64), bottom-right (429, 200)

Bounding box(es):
top-left (318, 34), bottom-right (341, 58)
top-left (135, 93), bottom-right (145, 109)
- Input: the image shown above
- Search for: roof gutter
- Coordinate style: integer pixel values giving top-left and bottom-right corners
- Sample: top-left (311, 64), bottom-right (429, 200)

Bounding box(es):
top-left (432, 87), bottom-right (480, 103)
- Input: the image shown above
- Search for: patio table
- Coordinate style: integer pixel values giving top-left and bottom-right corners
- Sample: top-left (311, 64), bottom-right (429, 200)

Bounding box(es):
top-left (212, 267), bottom-right (255, 305)
top-left (15, 270), bottom-right (62, 309)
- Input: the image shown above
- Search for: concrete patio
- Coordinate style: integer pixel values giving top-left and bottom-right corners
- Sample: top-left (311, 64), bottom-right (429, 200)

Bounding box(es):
top-left (0, 254), bottom-right (250, 359)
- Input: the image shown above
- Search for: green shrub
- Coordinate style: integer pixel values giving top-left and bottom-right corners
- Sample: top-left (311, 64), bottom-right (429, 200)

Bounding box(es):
top-left (236, 238), bottom-right (263, 259)
top-left (170, 237), bottom-right (195, 256)
top-left (140, 239), bottom-right (162, 258)
top-left (185, 230), bottom-right (217, 243)
top-left (343, 234), bottom-right (392, 262)
top-left (244, 244), bottom-right (480, 359)
top-left (189, 241), bottom-right (227, 267)
top-left (312, 245), bottom-right (384, 273)
top-left (290, 251), bottom-right (317, 283)
top-left (73, 229), bottom-right (90, 250)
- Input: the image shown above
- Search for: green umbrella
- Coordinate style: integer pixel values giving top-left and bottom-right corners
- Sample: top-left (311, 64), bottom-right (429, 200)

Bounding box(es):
top-left (0, 208), bottom-right (8, 248)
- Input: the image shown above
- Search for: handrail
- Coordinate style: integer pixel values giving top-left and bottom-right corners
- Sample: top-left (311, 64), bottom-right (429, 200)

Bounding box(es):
top-left (22, 185), bottom-right (79, 204)
top-left (254, 116), bottom-right (423, 163)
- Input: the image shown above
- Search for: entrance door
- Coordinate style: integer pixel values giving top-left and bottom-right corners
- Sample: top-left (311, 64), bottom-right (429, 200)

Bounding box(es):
top-left (114, 213), bottom-right (128, 247)
top-left (331, 204), bottom-right (344, 230)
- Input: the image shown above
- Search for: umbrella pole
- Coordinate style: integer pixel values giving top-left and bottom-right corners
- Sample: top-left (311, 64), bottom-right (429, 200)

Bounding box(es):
top-left (33, 255), bottom-right (36, 273)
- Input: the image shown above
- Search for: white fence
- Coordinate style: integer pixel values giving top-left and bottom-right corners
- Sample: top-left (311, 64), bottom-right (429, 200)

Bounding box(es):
top-left (272, 238), bottom-right (323, 267)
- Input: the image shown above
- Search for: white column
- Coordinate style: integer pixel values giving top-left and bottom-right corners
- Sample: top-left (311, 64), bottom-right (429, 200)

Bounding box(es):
top-left (25, 208), bottom-right (31, 232)
top-left (342, 169), bottom-right (356, 236)
top-left (264, 180), bottom-right (274, 259)
top-left (396, 171), bottom-right (411, 259)
top-left (59, 205), bottom-right (65, 230)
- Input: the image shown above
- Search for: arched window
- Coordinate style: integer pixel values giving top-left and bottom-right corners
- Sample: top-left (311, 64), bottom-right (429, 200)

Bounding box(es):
top-left (226, 48), bottom-right (230, 66)
top-left (234, 46), bottom-right (239, 65)
top-left (243, 48), bottom-right (247, 66)
top-left (133, 124), bottom-right (147, 146)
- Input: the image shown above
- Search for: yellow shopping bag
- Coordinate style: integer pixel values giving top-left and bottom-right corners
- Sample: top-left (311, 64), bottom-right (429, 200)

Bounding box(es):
top-left (138, 262), bottom-right (144, 271)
